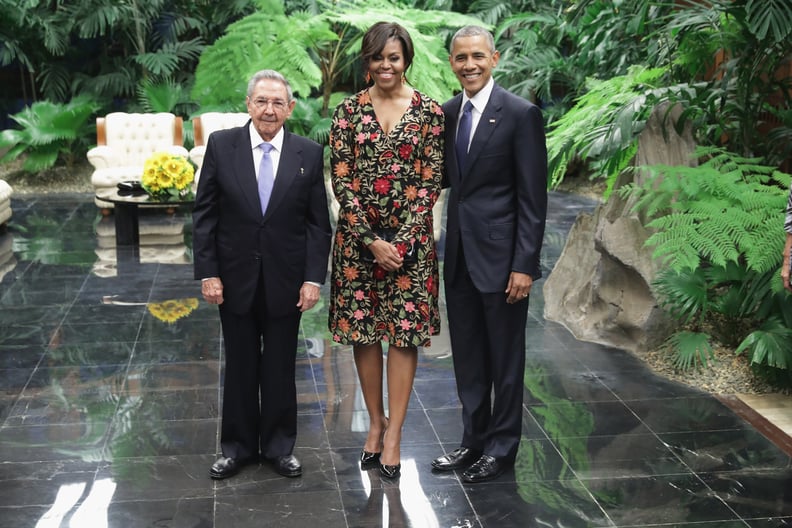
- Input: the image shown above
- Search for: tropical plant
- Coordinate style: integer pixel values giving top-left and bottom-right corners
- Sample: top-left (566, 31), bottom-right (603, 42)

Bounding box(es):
top-left (192, 0), bottom-right (329, 110)
top-left (0, 0), bottom-right (255, 104)
top-left (665, 0), bottom-right (792, 166)
top-left (492, 0), bottom-right (676, 121)
top-left (545, 66), bottom-right (677, 193)
top-left (192, 0), bottom-right (483, 116)
top-left (0, 95), bottom-right (101, 172)
top-left (621, 148), bottom-right (792, 382)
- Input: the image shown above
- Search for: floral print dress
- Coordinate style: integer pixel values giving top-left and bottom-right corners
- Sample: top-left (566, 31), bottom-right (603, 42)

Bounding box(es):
top-left (328, 88), bottom-right (444, 348)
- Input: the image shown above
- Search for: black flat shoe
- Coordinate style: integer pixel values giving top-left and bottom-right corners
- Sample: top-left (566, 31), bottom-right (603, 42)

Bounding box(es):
top-left (461, 454), bottom-right (506, 483)
top-left (431, 447), bottom-right (482, 471)
top-left (269, 454), bottom-right (302, 478)
top-left (379, 461), bottom-right (401, 479)
top-left (209, 456), bottom-right (243, 480)
top-left (360, 450), bottom-right (381, 468)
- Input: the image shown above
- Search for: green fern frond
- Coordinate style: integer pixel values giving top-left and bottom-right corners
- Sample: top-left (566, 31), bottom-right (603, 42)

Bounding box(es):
top-left (546, 66), bottom-right (669, 188)
top-left (632, 147), bottom-right (790, 273)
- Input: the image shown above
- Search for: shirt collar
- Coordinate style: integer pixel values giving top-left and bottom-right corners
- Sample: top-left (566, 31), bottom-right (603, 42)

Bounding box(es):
top-left (462, 77), bottom-right (495, 115)
top-left (249, 123), bottom-right (285, 152)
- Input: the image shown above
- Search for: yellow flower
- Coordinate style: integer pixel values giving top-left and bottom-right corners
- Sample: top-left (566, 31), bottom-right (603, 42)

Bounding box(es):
top-left (140, 152), bottom-right (195, 201)
top-left (147, 297), bottom-right (199, 323)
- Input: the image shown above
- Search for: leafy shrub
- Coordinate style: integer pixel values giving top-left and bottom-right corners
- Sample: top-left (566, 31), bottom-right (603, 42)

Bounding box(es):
top-left (621, 147), bottom-right (792, 386)
top-left (0, 95), bottom-right (100, 172)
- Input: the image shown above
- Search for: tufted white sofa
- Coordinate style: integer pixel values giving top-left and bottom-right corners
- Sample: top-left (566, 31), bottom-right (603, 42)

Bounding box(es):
top-left (87, 112), bottom-right (189, 207)
top-left (189, 112), bottom-right (249, 185)
top-left (0, 179), bottom-right (12, 228)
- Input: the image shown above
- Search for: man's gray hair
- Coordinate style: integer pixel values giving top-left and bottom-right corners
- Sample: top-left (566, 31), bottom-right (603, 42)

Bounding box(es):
top-left (247, 69), bottom-right (294, 101)
top-left (449, 25), bottom-right (496, 54)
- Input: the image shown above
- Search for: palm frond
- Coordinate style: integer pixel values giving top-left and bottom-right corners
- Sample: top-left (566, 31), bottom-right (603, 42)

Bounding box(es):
top-left (664, 331), bottom-right (715, 371)
top-left (736, 317), bottom-right (792, 370)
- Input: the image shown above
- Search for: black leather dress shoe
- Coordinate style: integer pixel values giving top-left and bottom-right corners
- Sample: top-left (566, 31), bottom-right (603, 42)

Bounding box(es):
top-left (270, 454), bottom-right (302, 478)
top-left (209, 456), bottom-right (243, 480)
top-left (462, 454), bottom-right (506, 483)
top-left (431, 447), bottom-right (482, 471)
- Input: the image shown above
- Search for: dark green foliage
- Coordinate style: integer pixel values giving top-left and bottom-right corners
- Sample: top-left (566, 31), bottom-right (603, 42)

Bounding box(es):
top-left (0, 95), bottom-right (101, 171)
top-left (193, 0), bottom-right (481, 115)
top-left (493, 0), bottom-right (676, 122)
top-left (625, 148), bottom-right (792, 383)
top-left (621, 147), bottom-right (788, 273)
top-left (192, 2), bottom-right (329, 107)
top-left (665, 331), bottom-right (715, 370)
top-left (665, 0), bottom-right (792, 165)
top-left (0, 0), bottom-right (256, 103)
top-left (545, 66), bottom-right (669, 193)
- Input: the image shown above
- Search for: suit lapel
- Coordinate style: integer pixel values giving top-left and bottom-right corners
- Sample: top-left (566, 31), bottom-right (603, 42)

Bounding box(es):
top-left (465, 86), bottom-right (502, 177)
top-left (447, 95), bottom-right (463, 185)
top-left (232, 124), bottom-right (260, 216)
top-left (264, 128), bottom-right (301, 220)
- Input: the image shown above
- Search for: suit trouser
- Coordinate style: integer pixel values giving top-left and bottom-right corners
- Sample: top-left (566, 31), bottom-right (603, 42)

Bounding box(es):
top-left (445, 250), bottom-right (529, 461)
top-left (218, 277), bottom-right (301, 461)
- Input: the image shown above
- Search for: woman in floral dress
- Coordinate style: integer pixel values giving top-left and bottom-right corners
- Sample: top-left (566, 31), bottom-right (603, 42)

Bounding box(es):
top-left (328, 21), bottom-right (444, 478)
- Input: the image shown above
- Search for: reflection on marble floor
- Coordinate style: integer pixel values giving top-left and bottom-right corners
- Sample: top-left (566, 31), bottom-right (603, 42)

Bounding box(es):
top-left (0, 192), bottom-right (790, 528)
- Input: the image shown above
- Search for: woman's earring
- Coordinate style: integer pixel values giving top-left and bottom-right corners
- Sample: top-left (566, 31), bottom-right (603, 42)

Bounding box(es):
top-left (365, 72), bottom-right (371, 84)
top-left (401, 74), bottom-right (406, 84)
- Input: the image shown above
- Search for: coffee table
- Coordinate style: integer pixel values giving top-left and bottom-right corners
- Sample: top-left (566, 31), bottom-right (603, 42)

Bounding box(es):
top-left (96, 190), bottom-right (194, 267)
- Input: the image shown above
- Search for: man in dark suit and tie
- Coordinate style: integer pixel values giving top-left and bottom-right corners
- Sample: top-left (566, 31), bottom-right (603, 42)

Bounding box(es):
top-left (193, 69), bottom-right (332, 480)
top-left (431, 26), bottom-right (548, 483)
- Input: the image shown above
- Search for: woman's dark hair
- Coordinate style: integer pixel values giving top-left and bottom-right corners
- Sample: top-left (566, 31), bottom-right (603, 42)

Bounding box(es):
top-left (361, 22), bottom-right (414, 84)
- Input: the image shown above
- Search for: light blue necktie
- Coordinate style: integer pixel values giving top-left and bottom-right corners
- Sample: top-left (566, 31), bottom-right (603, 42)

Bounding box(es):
top-left (258, 142), bottom-right (274, 215)
top-left (455, 101), bottom-right (474, 174)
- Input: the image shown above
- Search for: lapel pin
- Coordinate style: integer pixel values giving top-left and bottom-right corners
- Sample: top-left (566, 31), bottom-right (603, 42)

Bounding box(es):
top-left (489, 119), bottom-right (496, 123)
top-left (300, 168), bottom-right (304, 174)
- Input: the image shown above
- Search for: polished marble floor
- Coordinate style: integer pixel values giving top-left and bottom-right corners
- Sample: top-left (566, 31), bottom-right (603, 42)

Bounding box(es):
top-left (0, 192), bottom-right (790, 528)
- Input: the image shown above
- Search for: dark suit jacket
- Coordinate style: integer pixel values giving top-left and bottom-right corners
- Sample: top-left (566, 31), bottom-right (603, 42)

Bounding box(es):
top-left (442, 84), bottom-right (548, 293)
top-left (192, 122), bottom-right (331, 317)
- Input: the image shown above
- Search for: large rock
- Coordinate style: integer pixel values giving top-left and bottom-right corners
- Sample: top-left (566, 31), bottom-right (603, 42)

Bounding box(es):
top-left (543, 104), bottom-right (697, 352)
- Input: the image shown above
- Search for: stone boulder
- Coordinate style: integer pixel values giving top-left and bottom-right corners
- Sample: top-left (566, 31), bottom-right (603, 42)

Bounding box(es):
top-left (543, 103), bottom-right (697, 352)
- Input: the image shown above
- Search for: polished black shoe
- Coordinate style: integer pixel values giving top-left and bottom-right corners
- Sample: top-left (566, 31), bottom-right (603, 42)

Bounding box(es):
top-left (360, 450), bottom-right (381, 468)
top-left (209, 456), bottom-right (243, 480)
top-left (462, 454), bottom-right (506, 483)
top-left (431, 447), bottom-right (482, 471)
top-left (269, 454), bottom-right (302, 478)
top-left (379, 461), bottom-right (401, 479)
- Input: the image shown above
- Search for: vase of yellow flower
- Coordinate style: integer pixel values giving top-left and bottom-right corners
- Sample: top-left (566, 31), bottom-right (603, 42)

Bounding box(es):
top-left (141, 152), bottom-right (195, 201)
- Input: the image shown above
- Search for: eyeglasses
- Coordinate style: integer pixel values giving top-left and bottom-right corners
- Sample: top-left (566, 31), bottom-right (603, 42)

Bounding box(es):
top-left (251, 98), bottom-right (288, 111)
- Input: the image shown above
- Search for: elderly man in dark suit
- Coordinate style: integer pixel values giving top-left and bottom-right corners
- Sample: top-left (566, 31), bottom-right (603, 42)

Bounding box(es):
top-left (431, 26), bottom-right (548, 483)
top-left (193, 69), bottom-right (332, 480)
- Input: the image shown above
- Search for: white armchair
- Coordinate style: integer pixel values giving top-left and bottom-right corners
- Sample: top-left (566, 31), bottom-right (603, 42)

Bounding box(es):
top-left (189, 112), bottom-right (249, 185)
top-left (0, 179), bottom-right (12, 228)
top-left (87, 112), bottom-right (188, 207)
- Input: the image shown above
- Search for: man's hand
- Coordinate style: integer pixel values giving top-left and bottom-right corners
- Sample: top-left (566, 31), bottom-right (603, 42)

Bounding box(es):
top-left (201, 277), bottom-right (224, 305)
top-left (505, 272), bottom-right (533, 304)
top-left (297, 282), bottom-right (321, 312)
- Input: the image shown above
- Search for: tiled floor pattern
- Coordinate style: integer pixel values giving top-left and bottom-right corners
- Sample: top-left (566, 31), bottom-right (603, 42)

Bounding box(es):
top-left (0, 192), bottom-right (789, 527)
